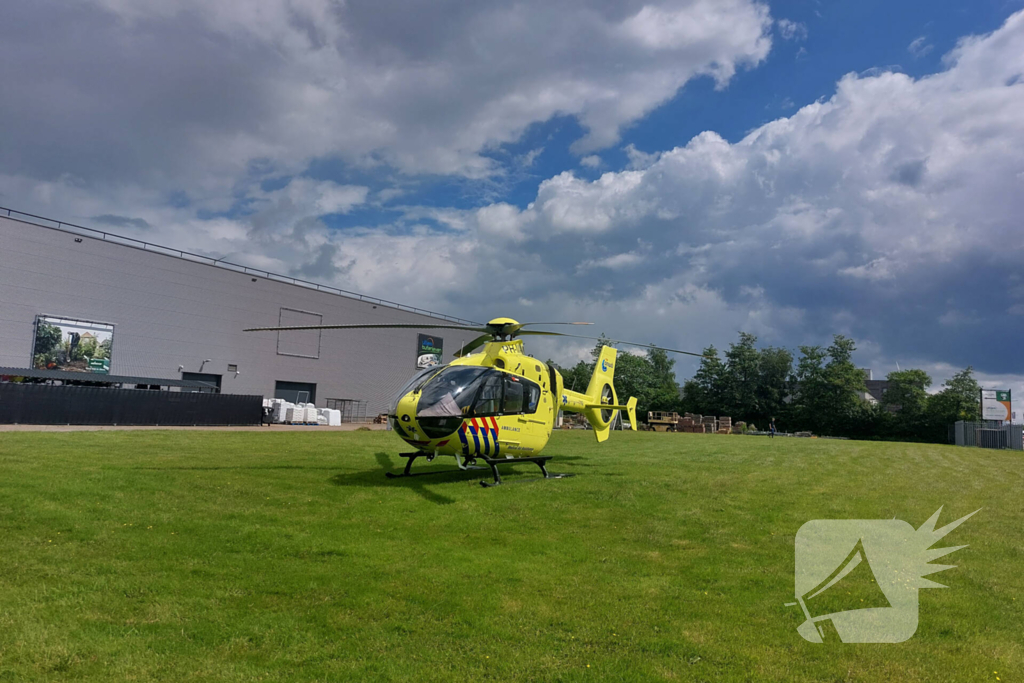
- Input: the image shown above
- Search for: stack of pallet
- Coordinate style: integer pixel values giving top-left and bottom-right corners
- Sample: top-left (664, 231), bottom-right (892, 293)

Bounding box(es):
top-left (702, 415), bottom-right (718, 433)
top-left (677, 413), bottom-right (708, 433)
top-left (718, 416), bottom-right (732, 435)
top-left (734, 420), bottom-right (746, 434)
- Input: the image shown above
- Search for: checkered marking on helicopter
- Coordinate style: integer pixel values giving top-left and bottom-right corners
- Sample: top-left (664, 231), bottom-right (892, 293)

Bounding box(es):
top-left (458, 418), bottom-right (500, 457)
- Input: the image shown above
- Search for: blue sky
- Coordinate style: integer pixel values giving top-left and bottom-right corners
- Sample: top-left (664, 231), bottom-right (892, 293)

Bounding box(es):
top-left (2, 0), bottom-right (1023, 400)
top-left (305, 0), bottom-right (1021, 220)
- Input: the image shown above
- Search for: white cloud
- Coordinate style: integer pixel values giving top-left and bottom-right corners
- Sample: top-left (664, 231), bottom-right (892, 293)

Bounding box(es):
top-left (519, 148), bottom-right (545, 168)
top-left (908, 36), bottom-right (934, 58)
top-left (623, 144), bottom-right (662, 170)
top-left (576, 248), bottom-right (648, 273)
top-left (1, 0), bottom-right (772, 203)
top-left (580, 155), bottom-right (603, 169)
top-left (777, 19), bottom-right (808, 41)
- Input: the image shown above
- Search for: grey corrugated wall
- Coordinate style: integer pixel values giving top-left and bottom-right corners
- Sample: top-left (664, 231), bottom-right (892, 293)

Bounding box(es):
top-left (0, 214), bottom-right (468, 413)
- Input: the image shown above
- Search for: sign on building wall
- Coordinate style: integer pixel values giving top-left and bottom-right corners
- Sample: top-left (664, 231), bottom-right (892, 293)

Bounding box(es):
top-left (416, 334), bottom-right (443, 368)
top-left (980, 389), bottom-right (1011, 422)
top-left (32, 316), bottom-right (114, 374)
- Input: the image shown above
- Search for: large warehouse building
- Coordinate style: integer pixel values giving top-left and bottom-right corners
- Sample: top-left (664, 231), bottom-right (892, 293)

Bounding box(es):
top-left (0, 207), bottom-right (472, 421)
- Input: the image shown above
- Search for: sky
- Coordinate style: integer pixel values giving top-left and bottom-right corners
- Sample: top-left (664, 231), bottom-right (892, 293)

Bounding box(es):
top-left (2, 0), bottom-right (1023, 401)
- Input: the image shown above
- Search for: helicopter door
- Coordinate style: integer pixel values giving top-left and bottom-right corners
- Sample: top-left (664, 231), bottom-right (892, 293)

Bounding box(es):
top-left (472, 373), bottom-right (503, 416)
top-left (503, 377), bottom-right (524, 414)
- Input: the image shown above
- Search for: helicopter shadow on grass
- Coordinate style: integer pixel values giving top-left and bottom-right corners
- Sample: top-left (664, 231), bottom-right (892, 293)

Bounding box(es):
top-left (327, 452), bottom-right (591, 506)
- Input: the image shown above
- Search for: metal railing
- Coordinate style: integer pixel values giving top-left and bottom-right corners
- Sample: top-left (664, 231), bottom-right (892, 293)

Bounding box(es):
top-left (1, 205), bottom-right (478, 326)
top-left (952, 420), bottom-right (1023, 450)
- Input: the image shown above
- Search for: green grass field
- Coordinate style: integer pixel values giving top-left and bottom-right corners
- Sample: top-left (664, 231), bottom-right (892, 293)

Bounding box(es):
top-left (0, 429), bottom-right (1020, 682)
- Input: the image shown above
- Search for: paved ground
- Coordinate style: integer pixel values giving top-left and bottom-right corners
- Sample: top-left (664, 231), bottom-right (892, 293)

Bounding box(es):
top-left (0, 423), bottom-right (389, 432)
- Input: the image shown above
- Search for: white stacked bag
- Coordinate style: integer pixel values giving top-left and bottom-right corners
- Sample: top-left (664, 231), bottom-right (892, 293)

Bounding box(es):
top-left (317, 408), bottom-right (341, 426)
top-left (270, 399), bottom-right (290, 423)
top-left (267, 399), bottom-right (340, 425)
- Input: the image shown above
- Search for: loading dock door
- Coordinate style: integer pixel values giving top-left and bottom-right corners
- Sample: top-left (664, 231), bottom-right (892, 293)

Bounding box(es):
top-left (181, 372), bottom-right (222, 393)
top-left (275, 381), bottom-right (317, 404)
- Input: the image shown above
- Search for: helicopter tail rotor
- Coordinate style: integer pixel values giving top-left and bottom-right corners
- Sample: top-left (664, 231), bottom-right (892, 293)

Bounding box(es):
top-left (578, 346), bottom-right (633, 443)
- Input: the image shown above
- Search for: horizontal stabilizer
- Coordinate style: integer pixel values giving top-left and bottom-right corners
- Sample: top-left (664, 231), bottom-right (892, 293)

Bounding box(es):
top-left (583, 403), bottom-right (630, 411)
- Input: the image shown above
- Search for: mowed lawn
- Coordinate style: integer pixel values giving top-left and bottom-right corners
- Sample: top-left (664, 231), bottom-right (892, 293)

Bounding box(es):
top-left (0, 429), bottom-right (1020, 682)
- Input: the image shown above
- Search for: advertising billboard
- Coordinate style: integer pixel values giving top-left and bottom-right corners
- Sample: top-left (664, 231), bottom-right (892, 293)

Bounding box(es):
top-left (980, 389), bottom-right (1011, 422)
top-left (416, 334), bottom-right (443, 369)
top-left (32, 316), bottom-right (114, 374)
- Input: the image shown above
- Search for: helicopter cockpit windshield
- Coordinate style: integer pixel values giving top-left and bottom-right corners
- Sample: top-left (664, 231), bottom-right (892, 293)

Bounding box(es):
top-left (417, 366), bottom-right (491, 418)
top-left (388, 365), bottom-right (444, 416)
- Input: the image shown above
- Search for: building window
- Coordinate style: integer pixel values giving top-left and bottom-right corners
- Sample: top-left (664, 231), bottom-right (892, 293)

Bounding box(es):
top-left (276, 308), bottom-right (323, 359)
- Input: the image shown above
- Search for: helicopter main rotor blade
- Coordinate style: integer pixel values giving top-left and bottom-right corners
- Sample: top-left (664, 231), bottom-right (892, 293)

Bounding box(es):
top-left (243, 323), bottom-right (490, 333)
top-left (516, 322), bottom-right (593, 326)
top-left (517, 330), bottom-right (709, 358)
top-left (453, 334), bottom-right (493, 358)
top-left (504, 321), bottom-right (593, 335)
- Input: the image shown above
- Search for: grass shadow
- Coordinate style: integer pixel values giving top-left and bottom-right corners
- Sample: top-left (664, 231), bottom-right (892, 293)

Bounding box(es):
top-left (326, 452), bottom-right (471, 506)
top-left (328, 453), bottom-right (587, 505)
top-left (135, 465), bottom-right (342, 471)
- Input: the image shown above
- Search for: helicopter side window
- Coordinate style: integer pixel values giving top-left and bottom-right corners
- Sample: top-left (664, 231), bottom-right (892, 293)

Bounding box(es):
top-left (472, 374), bottom-right (504, 416)
top-left (524, 382), bottom-right (540, 414)
top-left (503, 377), bottom-right (524, 414)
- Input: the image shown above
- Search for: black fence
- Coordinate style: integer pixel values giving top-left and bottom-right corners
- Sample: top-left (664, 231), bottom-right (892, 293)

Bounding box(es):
top-left (0, 383), bottom-right (262, 425)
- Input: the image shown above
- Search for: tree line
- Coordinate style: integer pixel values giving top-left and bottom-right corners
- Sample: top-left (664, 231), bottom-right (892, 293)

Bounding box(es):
top-left (550, 332), bottom-right (981, 443)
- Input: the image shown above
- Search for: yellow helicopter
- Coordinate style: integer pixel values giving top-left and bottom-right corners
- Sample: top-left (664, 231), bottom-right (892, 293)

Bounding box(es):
top-left (244, 317), bottom-right (703, 486)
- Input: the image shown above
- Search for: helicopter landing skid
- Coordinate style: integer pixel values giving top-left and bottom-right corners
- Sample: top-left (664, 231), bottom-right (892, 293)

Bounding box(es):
top-left (476, 455), bottom-right (574, 488)
top-left (385, 452), bottom-right (573, 487)
top-left (384, 452), bottom-right (489, 479)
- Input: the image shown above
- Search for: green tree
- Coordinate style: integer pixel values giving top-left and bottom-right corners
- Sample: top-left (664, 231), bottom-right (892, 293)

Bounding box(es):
top-left (936, 366), bottom-right (980, 421)
top-left (723, 333), bottom-right (760, 419)
top-left (878, 369), bottom-right (933, 441)
top-left (790, 338), bottom-right (867, 436)
top-left (547, 359), bottom-right (592, 394)
top-left (612, 351), bottom-right (659, 417)
top-left (755, 346), bottom-right (793, 426)
top-left (646, 347), bottom-right (681, 413)
top-left (682, 345), bottom-right (725, 416)
top-left (925, 366), bottom-right (982, 442)
top-left (791, 345), bottom-right (828, 432)
top-left (882, 369), bottom-right (932, 414)
top-left (819, 335), bottom-right (868, 436)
